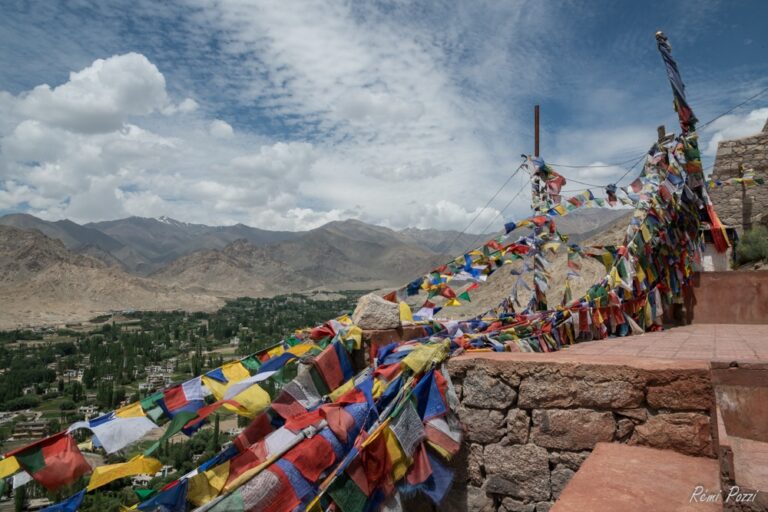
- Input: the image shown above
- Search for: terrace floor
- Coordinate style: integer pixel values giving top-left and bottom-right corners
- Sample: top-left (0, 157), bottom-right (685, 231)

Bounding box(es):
top-left (561, 323), bottom-right (768, 362)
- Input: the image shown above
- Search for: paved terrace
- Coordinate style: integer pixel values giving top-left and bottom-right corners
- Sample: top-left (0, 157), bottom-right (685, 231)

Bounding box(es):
top-left (561, 323), bottom-right (768, 362)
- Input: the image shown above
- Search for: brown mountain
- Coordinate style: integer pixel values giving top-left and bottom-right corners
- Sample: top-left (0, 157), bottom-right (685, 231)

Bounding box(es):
top-left (151, 220), bottom-right (448, 296)
top-left (0, 226), bottom-right (222, 329)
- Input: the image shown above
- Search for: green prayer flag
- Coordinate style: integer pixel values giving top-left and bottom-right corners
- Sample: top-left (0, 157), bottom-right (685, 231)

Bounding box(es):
top-left (329, 473), bottom-right (367, 512)
top-left (16, 447), bottom-right (45, 474)
top-left (240, 356), bottom-right (261, 373)
top-left (135, 488), bottom-right (156, 500)
top-left (458, 291), bottom-right (471, 302)
top-left (309, 366), bottom-right (330, 397)
top-left (140, 392), bottom-right (164, 412)
top-left (144, 411), bottom-right (198, 456)
top-left (210, 488), bottom-right (244, 512)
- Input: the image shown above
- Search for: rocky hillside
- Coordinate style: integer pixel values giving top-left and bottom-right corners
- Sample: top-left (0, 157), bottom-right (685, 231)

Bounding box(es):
top-left (402, 211), bottom-right (633, 319)
top-left (151, 220), bottom-right (448, 296)
top-left (0, 226), bottom-right (222, 329)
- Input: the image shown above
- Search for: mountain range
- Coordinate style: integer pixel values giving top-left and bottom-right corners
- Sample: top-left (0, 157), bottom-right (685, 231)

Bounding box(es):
top-left (0, 209), bottom-right (629, 328)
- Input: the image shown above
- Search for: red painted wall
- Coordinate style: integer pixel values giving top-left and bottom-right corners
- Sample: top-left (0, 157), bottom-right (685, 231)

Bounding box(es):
top-left (690, 272), bottom-right (768, 324)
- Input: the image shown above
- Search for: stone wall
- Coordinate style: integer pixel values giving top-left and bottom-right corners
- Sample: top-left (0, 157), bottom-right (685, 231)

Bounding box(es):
top-left (709, 119), bottom-right (768, 231)
top-left (443, 355), bottom-right (715, 512)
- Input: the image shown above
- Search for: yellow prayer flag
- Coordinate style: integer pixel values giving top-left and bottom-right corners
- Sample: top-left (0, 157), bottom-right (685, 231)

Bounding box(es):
top-left (401, 341), bottom-right (449, 374)
top-left (0, 456), bottom-right (20, 479)
top-left (87, 455), bottom-right (162, 491)
top-left (188, 460), bottom-right (230, 506)
top-left (115, 401), bottom-right (146, 419)
top-left (445, 298), bottom-right (461, 307)
top-left (201, 376), bottom-right (227, 401)
top-left (225, 384), bottom-right (271, 418)
top-left (426, 441), bottom-right (451, 460)
top-left (641, 224), bottom-right (652, 242)
top-left (398, 302), bottom-right (413, 323)
top-left (329, 378), bottom-right (355, 402)
top-left (286, 343), bottom-right (320, 357)
top-left (383, 427), bottom-right (409, 481)
top-left (609, 267), bottom-right (621, 288)
top-left (221, 361), bottom-right (251, 383)
top-left (341, 326), bottom-right (363, 350)
top-left (635, 264), bottom-right (646, 283)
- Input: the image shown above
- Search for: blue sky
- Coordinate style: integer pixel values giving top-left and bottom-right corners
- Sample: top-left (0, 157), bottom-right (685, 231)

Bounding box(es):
top-left (0, 0), bottom-right (766, 231)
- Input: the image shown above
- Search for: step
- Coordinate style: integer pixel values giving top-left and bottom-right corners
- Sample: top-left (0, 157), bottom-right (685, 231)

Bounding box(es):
top-left (551, 443), bottom-right (721, 512)
top-left (711, 361), bottom-right (768, 507)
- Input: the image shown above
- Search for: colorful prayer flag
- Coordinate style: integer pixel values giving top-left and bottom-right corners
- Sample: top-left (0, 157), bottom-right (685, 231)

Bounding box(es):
top-left (88, 455), bottom-right (162, 491)
top-left (9, 433), bottom-right (91, 491)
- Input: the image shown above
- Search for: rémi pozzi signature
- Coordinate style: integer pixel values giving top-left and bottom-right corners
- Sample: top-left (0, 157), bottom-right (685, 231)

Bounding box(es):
top-left (690, 486), bottom-right (760, 504)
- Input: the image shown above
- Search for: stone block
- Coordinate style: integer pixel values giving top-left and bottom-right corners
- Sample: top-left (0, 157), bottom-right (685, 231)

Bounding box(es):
top-left (531, 409), bottom-right (615, 450)
top-left (550, 465), bottom-right (575, 499)
top-left (616, 418), bottom-right (634, 440)
top-left (506, 409), bottom-right (530, 444)
top-left (500, 498), bottom-right (535, 512)
top-left (518, 377), bottom-right (643, 410)
top-left (616, 408), bottom-right (648, 422)
top-left (468, 443), bottom-right (484, 486)
top-left (484, 443), bottom-right (551, 501)
top-left (466, 484), bottom-right (495, 512)
top-left (547, 451), bottom-right (590, 472)
top-left (630, 412), bottom-right (713, 457)
top-left (647, 375), bottom-right (713, 410)
top-left (352, 293), bottom-right (399, 329)
top-left (463, 368), bottom-right (517, 409)
top-left (460, 406), bottom-right (506, 444)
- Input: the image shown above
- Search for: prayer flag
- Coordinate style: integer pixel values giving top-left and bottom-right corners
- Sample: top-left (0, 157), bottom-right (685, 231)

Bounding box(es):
top-left (41, 489), bottom-right (86, 512)
top-left (160, 377), bottom-right (206, 417)
top-left (313, 341), bottom-right (354, 391)
top-left (0, 456), bottom-right (20, 479)
top-left (69, 401), bottom-right (158, 454)
top-left (188, 460), bottom-right (230, 506)
top-left (138, 478), bottom-right (188, 512)
top-left (412, 370), bottom-right (447, 421)
top-left (144, 411), bottom-right (199, 456)
top-left (329, 472), bottom-right (368, 512)
top-left (88, 455), bottom-right (162, 491)
top-left (398, 302), bottom-right (413, 323)
top-left (9, 433), bottom-right (91, 491)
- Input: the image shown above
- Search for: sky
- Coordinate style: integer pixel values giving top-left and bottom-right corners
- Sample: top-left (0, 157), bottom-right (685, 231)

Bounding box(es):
top-left (1, 0), bottom-right (767, 232)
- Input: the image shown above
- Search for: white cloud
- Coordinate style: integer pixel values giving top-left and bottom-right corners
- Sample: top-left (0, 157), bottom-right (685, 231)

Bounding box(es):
top-left (209, 119), bottom-right (234, 139)
top-left (16, 53), bottom-right (168, 133)
top-left (702, 107), bottom-right (768, 157)
top-left (162, 97), bottom-right (199, 115)
top-left (362, 160), bottom-right (450, 182)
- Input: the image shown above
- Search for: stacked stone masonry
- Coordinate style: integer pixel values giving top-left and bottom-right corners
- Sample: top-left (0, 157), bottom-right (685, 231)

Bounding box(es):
top-left (709, 118), bottom-right (768, 231)
top-left (443, 357), bottom-right (715, 512)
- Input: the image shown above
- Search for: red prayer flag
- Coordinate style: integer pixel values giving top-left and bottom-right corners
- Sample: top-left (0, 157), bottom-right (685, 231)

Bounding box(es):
top-left (9, 433), bottom-right (91, 491)
top-left (283, 433), bottom-right (336, 481)
top-left (439, 287), bottom-right (456, 300)
top-left (313, 344), bottom-right (345, 390)
top-left (406, 444), bottom-right (432, 485)
top-left (234, 412), bottom-right (274, 452)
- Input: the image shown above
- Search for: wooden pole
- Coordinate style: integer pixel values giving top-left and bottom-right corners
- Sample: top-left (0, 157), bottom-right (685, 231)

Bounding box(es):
top-left (534, 105), bottom-right (540, 157)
